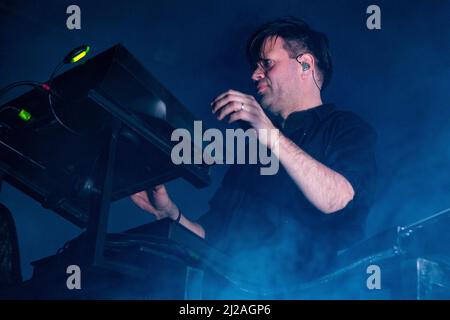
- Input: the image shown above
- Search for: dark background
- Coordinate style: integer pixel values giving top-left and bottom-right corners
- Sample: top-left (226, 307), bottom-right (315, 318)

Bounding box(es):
top-left (0, 0), bottom-right (449, 280)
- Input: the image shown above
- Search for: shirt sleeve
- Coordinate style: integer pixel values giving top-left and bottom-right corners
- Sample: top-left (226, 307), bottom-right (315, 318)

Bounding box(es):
top-left (321, 112), bottom-right (378, 248)
top-left (324, 112), bottom-right (377, 203)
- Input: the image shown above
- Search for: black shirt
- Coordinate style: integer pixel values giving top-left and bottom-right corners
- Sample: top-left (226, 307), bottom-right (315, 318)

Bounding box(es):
top-left (198, 103), bottom-right (377, 286)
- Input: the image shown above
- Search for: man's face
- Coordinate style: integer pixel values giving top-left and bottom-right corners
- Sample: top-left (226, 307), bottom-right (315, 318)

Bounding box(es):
top-left (251, 36), bottom-right (302, 115)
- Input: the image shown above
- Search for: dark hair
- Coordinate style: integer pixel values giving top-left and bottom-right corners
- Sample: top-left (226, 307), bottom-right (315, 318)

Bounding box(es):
top-left (246, 17), bottom-right (333, 90)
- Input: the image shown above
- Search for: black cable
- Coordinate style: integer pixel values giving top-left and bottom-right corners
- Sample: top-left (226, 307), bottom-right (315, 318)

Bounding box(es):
top-left (1, 45), bottom-right (91, 136)
top-left (48, 93), bottom-right (82, 136)
top-left (46, 60), bottom-right (87, 136)
top-left (296, 53), bottom-right (322, 92)
top-left (312, 70), bottom-right (322, 91)
top-left (0, 83), bottom-right (41, 128)
top-left (48, 61), bottom-right (64, 86)
top-left (0, 81), bottom-right (42, 100)
top-left (0, 106), bottom-right (20, 115)
top-left (0, 79), bottom-right (81, 135)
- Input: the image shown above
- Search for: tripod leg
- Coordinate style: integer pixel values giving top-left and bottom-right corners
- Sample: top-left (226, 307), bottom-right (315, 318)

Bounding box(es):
top-left (84, 119), bottom-right (121, 267)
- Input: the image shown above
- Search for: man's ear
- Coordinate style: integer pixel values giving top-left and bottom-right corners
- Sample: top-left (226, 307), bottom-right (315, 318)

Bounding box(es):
top-left (296, 53), bottom-right (315, 78)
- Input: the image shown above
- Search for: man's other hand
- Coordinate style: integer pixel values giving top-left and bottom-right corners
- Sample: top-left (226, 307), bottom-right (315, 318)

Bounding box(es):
top-left (130, 185), bottom-right (179, 220)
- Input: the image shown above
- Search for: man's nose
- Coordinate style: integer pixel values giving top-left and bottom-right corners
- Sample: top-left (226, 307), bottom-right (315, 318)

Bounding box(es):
top-left (251, 66), bottom-right (265, 81)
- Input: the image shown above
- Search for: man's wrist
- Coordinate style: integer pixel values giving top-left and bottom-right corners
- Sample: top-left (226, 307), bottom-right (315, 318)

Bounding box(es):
top-left (257, 127), bottom-right (280, 148)
top-left (163, 202), bottom-right (178, 220)
top-left (270, 129), bottom-right (281, 151)
top-left (168, 205), bottom-right (181, 222)
top-left (174, 209), bottom-right (182, 223)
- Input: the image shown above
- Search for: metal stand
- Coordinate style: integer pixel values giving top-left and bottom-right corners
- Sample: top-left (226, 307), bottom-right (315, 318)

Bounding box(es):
top-left (84, 118), bottom-right (121, 267)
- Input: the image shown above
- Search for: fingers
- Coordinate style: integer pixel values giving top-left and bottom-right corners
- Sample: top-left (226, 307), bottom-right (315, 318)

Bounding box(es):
top-left (131, 190), bottom-right (149, 204)
top-left (212, 90), bottom-right (260, 124)
top-left (151, 184), bottom-right (168, 198)
top-left (211, 89), bottom-right (275, 134)
top-left (212, 89), bottom-right (248, 105)
top-left (228, 108), bottom-right (256, 124)
top-left (215, 101), bottom-right (256, 121)
top-left (211, 90), bottom-right (254, 114)
top-left (153, 184), bottom-right (165, 191)
top-left (131, 191), bottom-right (157, 213)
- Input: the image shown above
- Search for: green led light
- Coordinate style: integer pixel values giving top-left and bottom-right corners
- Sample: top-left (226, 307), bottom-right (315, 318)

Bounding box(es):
top-left (70, 45), bottom-right (90, 63)
top-left (18, 109), bottom-right (32, 122)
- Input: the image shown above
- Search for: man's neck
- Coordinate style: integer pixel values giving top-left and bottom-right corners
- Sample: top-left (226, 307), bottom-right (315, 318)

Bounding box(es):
top-left (279, 95), bottom-right (323, 120)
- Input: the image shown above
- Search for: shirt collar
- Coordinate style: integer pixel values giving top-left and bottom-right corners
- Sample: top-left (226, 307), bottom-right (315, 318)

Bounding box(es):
top-left (279, 103), bottom-right (334, 135)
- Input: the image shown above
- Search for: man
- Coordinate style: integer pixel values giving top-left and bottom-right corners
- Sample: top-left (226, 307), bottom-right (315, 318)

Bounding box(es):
top-left (131, 17), bottom-right (377, 295)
